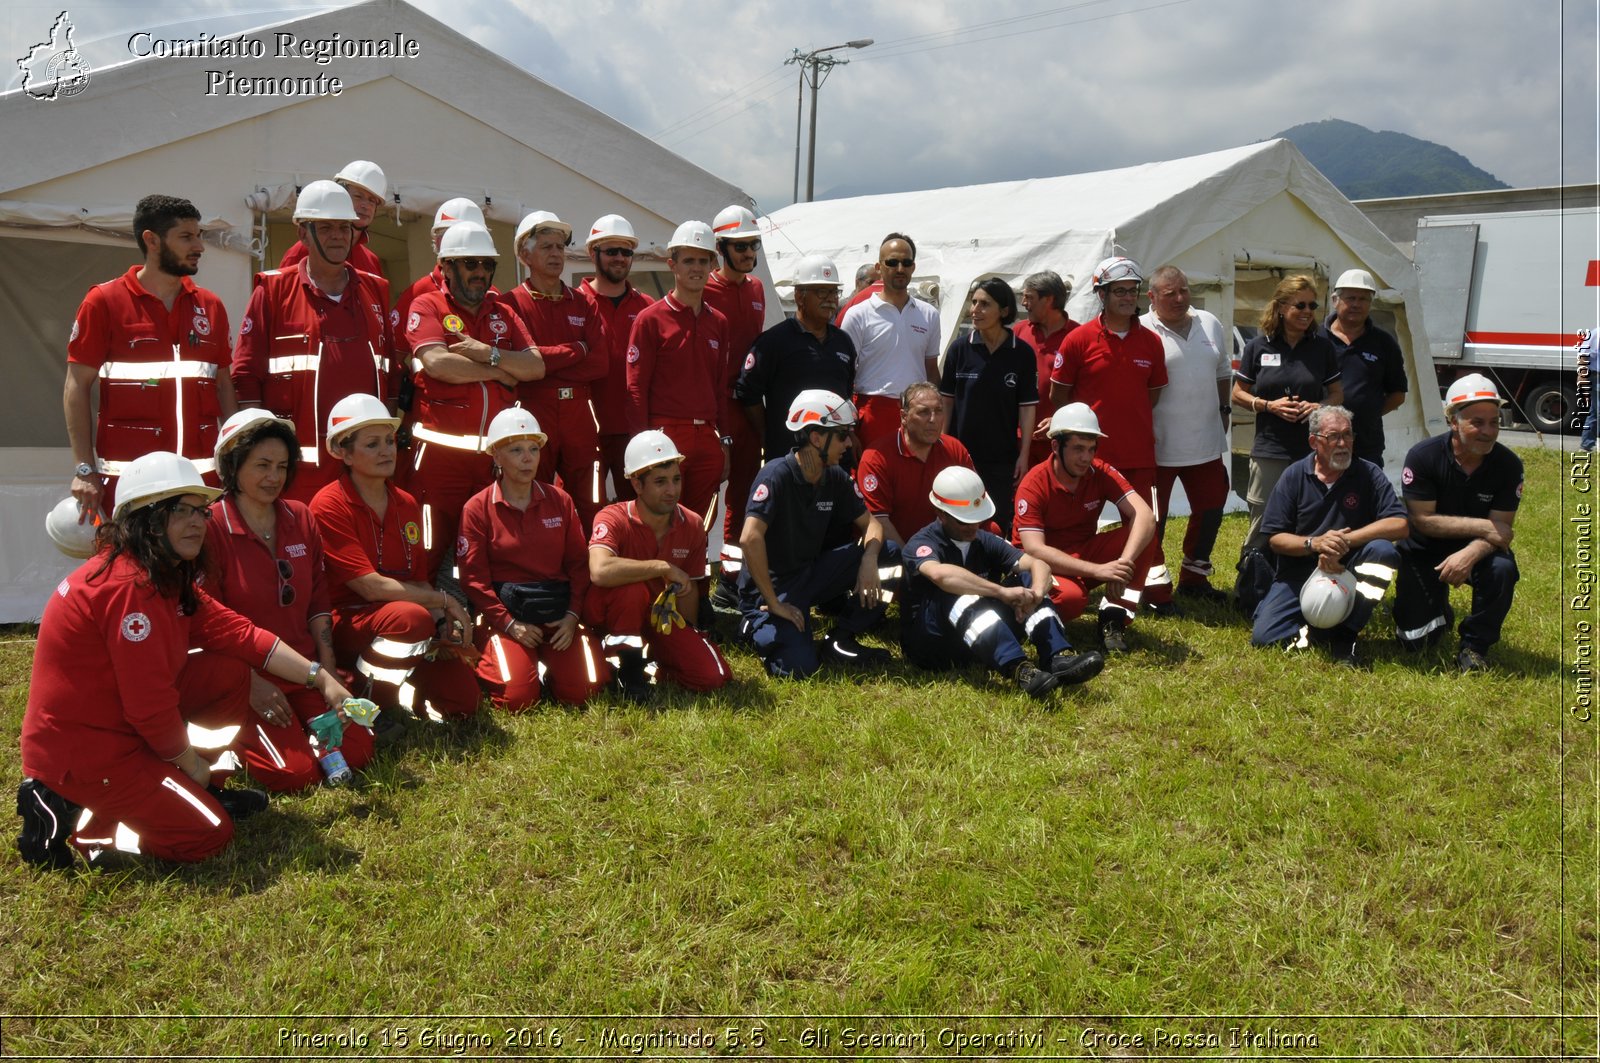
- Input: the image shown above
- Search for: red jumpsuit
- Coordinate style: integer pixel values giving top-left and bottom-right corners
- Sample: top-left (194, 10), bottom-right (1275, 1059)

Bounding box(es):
top-left (403, 288), bottom-right (532, 579)
top-left (458, 480), bottom-right (610, 708)
top-left (204, 495), bottom-right (374, 790)
top-left (21, 555), bottom-right (281, 863)
top-left (580, 279), bottom-right (653, 502)
top-left (310, 475), bottom-right (480, 718)
top-left (585, 500), bottom-right (731, 691)
top-left (625, 293), bottom-right (730, 526)
top-left (703, 271), bottom-right (767, 559)
top-left (279, 229), bottom-right (385, 278)
top-left (68, 266), bottom-right (232, 510)
top-left (505, 282), bottom-right (608, 530)
top-left (231, 263), bottom-right (396, 504)
top-left (1012, 457), bottom-right (1141, 623)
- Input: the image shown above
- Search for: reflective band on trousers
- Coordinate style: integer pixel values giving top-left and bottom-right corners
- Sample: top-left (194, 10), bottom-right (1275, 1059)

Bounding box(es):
top-left (1353, 562), bottom-right (1396, 601)
top-left (1023, 606), bottom-right (1056, 635)
top-left (356, 657), bottom-right (414, 686)
top-left (412, 424), bottom-right (487, 451)
top-left (1399, 614), bottom-right (1449, 643)
top-left (947, 594), bottom-right (982, 628)
top-left (1145, 564), bottom-right (1172, 588)
top-left (961, 609), bottom-right (1001, 646)
top-left (186, 722), bottom-right (241, 750)
top-left (162, 775), bottom-right (222, 827)
top-left (603, 634), bottom-right (646, 652)
top-left (99, 360), bottom-right (219, 381)
top-left (369, 636), bottom-right (432, 659)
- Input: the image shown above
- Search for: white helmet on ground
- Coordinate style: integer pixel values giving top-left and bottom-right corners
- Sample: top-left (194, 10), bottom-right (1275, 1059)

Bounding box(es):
top-left (1300, 568), bottom-right (1357, 629)
top-left (325, 393), bottom-right (402, 456)
top-left (1333, 268), bottom-right (1378, 293)
top-left (793, 254), bottom-right (841, 286)
top-left (484, 407), bottom-right (547, 453)
top-left (437, 221), bottom-right (498, 260)
top-left (1091, 255), bottom-right (1143, 289)
top-left (432, 197), bottom-right (485, 235)
top-left (46, 497), bottom-right (99, 558)
top-left (292, 180), bottom-right (359, 223)
top-left (1047, 402), bottom-right (1106, 439)
top-left (112, 452), bottom-right (222, 519)
top-left (334, 160), bottom-right (387, 201)
top-left (929, 466), bottom-right (996, 525)
top-left (668, 220), bottom-right (716, 255)
top-left (515, 210), bottom-right (573, 250)
top-left (786, 389), bottom-right (857, 432)
top-left (586, 214), bottom-right (638, 249)
top-left (623, 430), bottom-right (686, 478)
top-left (711, 205), bottom-right (760, 241)
top-left (215, 408), bottom-right (296, 466)
top-left (1444, 373), bottom-right (1507, 415)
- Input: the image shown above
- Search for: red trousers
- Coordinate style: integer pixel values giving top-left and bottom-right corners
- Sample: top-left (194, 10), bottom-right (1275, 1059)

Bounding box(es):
top-left (1153, 458), bottom-right (1230, 589)
top-left (853, 395), bottom-right (903, 450)
top-left (1045, 527), bottom-right (1140, 624)
top-left (333, 601), bottom-right (481, 717)
top-left (475, 625), bottom-right (611, 710)
top-left (584, 582), bottom-right (731, 691)
top-left (658, 422), bottom-right (723, 530)
top-left (1113, 466), bottom-right (1158, 610)
top-left (408, 440), bottom-right (494, 580)
top-left (598, 432), bottom-right (634, 502)
top-left (524, 390), bottom-right (603, 531)
top-left (720, 407), bottom-right (763, 560)
top-left (231, 685), bottom-right (376, 792)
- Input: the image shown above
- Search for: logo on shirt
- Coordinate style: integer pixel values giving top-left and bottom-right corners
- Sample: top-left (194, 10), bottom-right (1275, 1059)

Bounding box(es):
top-left (1343, 493), bottom-right (1359, 509)
top-left (671, 548), bottom-right (690, 559)
top-left (752, 483), bottom-right (770, 503)
top-left (456, 534), bottom-right (469, 558)
top-left (1475, 492), bottom-right (1493, 503)
top-left (488, 316), bottom-right (509, 338)
top-left (751, 300), bottom-right (764, 312)
top-left (1402, 466), bottom-right (1414, 485)
top-left (916, 544), bottom-right (933, 558)
top-left (286, 542), bottom-right (307, 558)
top-left (593, 521), bottom-right (609, 539)
top-left (836, 350), bottom-right (850, 363)
top-left (1017, 499), bottom-right (1028, 515)
top-left (1004, 372), bottom-right (1017, 388)
top-left (192, 314), bottom-right (211, 337)
top-left (121, 612), bottom-right (152, 642)
top-left (1362, 351), bottom-right (1378, 363)
top-left (1132, 358), bottom-right (1151, 369)
top-left (816, 500), bottom-right (834, 512)
top-left (443, 314), bottom-right (465, 334)
top-left (407, 311), bottom-right (422, 334)
top-left (862, 473), bottom-right (879, 493)
top-left (390, 309), bottom-right (400, 329)
top-left (541, 517), bottom-right (563, 529)
top-left (627, 345), bottom-right (641, 365)
top-left (743, 352), bottom-right (756, 371)
top-left (568, 315), bottom-right (587, 328)
top-left (240, 316), bottom-right (253, 336)
top-left (708, 339), bottom-right (720, 350)
top-left (403, 521), bottom-right (421, 545)
top-left (910, 325), bottom-right (928, 335)
top-left (56, 579), bottom-right (69, 598)
top-left (70, 319), bottom-right (79, 342)
top-left (1053, 353), bottom-right (1063, 370)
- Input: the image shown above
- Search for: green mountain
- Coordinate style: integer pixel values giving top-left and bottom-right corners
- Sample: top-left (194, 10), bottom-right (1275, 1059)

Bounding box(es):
top-left (1270, 118), bottom-right (1509, 199)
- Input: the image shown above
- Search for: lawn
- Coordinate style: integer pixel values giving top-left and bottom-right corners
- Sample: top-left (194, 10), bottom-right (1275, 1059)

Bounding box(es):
top-left (0, 446), bottom-right (1592, 1059)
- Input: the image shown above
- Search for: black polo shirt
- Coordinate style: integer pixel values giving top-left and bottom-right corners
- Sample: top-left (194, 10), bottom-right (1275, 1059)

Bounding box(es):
top-left (1261, 454), bottom-right (1405, 585)
top-left (938, 327), bottom-right (1039, 466)
top-left (739, 453), bottom-right (865, 586)
top-left (902, 520), bottom-right (1024, 619)
top-left (1325, 317), bottom-right (1407, 462)
top-left (734, 318), bottom-right (858, 461)
top-left (1399, 431), bottom-right (1524, 555)
top-left (1236, 331), bottom-right (1342, 461)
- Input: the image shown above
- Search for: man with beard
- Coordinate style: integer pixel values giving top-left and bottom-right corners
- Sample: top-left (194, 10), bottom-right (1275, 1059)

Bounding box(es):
top-left (279, 160), bottom-right (387, 277)
top-left (66, 194), bottom-right (238, 515)
top-left (580, 214), bottom-right (653, 503)
top-left (1252, 405), bottom-right (1407, 665)
top-left (841, 233), bottom-right (941, 446)
top-left (394, 198), bottom-right (486, 360)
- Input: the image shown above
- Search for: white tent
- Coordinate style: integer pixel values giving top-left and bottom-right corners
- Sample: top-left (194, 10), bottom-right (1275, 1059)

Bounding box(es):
top-left (762, 138), bottom-right (1446, 498)
top-left (0, 0), bottom-right (775, 622)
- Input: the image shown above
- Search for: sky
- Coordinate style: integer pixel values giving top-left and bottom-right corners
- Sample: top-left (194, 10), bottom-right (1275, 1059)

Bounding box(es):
top-left (4, 0), bottom-right (1596, 213)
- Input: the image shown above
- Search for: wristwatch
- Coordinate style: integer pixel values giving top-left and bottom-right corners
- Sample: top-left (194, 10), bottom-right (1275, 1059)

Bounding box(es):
top-left (304, 662), bottom-right (321, 688)
top-left (74, 462), bottom-right (94, 479)
top-left (488, 349), bottom-right (502, 368)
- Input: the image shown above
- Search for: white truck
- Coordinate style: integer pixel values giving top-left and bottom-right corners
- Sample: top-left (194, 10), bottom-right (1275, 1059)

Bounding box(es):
top-left (1414, 206), bottom-right (1597, 433)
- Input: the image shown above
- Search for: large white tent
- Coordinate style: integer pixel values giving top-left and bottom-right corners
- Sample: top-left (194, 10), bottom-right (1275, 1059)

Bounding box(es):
top-left (0, 0), bottom-right (774, 622)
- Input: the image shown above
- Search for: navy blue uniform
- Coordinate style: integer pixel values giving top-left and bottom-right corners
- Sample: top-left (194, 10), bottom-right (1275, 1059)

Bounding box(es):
top-left (1326, 318), bottom-right (1406, 463)
top-left (938, 328), bottom-right (1038, 534)
top-left (1236, 332), bottom-right (1342, 461)
top-left (734, 319), bottom-right (858, 462)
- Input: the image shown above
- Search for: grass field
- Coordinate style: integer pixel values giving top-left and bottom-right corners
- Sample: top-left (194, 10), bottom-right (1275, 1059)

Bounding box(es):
top-left (0, 446), bottom-right (1593, 1059)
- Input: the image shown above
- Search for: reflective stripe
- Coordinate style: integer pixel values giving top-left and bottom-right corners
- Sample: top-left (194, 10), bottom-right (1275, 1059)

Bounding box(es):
top-left (356, 657), bottom-right (413, 685)
top-left (422, 503), bottom-right (434, 551)
top-left (1354, 562), bottom-right (1396, 583)
top-left (1145, 564), bottom-right (1172, 588)
top-left (581, 637), bottom-right (599, 685)
top-left (702, 636), bottom-right (730, 679)
top-left (370, 636), bottom-right (431, 659)
top-left (490, 635), bottom-right (512, 684)
top-left (267, 354), bottom-right (321, 374)
top-left (947, 593), bottom-right (981, 628)
top-left (98, 455), bottom-right (216, 476)
top-left (877, 565), bottom-right (903, 581)
top-left (1286, 625), bottom-right (1311, 651)
top-left (412, 424), bottom-right (487, 451)
top-left (161, 775), bottom-right (222, 827)
top-left (603, 634), bottom-right (646, 652)
top-left (255, 725), bottom-right (287, 771)
top-left (211, 750), bottom-right (242, 773)
top-left (1023, 606), bottom-right (1056, 635)
top-left (398, 681), bottom-right (418, 711)
top-left (1181, 558), bottom-right (1214, 577)
top-left (186, 722), bottom-right (241, 750)
top-left (1399, 614), bottom-right (1449, 643)
top-left (99, 360), bottom-right (218, 381)
top-left (721, 543), bottom-right (744, 562)
top-left (1355, 580), bottom-right (1388, 601)
top-left (112, 822), bottom-right (143, 854)
top-left (298, 446), bottom-right (320, 462)
top-left (961, 609), bottom-right (1000, 646)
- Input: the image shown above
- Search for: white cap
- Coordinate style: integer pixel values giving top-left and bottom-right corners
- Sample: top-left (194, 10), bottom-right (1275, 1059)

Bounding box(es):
top-left (1334, 268), bottom-right (1378, 293)
top-left (793, 254), bottom-right (841, 287)
top-left (437, 221), bottom-right (498, 260)
top-left (1299, 568), bottom-right (1357, 629)
top-left (928, 466), bottom-right (996, 524)
top-left (334, 160), bottom-right (387, 201)
top-left (484, 407), bottom-right (547, 453)
top-left (1444, 372), bottom-right (1507, 415)
top-left (293, 180), bottom-right (359, 223)
top-left (711, 205), bottom-right (761, 240)
top-left (1091, 256), bottom-right (1143, 289)
top-left (785, 389), bottom-right (856, 432)
top-left (1047, 402), bottom-right (1105, 439)
top-left (325, 393), bottom-right (401, 456)
top-left (46, 497), bottom-right (99, 558)
top-left (432, 197), bottom-right (485, 234)
top-left (215, 408), bottom-right (296, 466)
top-left (623, 429), bottom-right (685, 477)
top-left (668, 220), bottom-right (716, 255)
top-left (586, 214), bottom-right (638, 249)
top-left (515, 210), bottom-right (573, 250)
top-left (112, 452), bottom-right (222, 520)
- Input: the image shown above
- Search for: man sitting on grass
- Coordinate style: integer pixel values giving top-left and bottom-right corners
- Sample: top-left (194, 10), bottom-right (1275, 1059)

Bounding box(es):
top-left (901, 466), bottom-right (1103, 699)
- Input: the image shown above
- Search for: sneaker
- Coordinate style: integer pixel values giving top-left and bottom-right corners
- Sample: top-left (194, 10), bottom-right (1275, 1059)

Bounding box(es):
top-left (1097, 613), bottom-right (1129, 654)
top-left (822, 632), bottom-right (890, 668)
top-left (1013, 663), bottom-right (1062, 700)
top-left (207, 785), bottom-right (268, 821)
top-left (1145, 599), bottom-right (1184, 618)
top-left (1175, 582), bottom-right (1228, 604)
top-left (1047, 650), bottom-right (1105, 685)
top-left (1457, 646), bottom-right (1490, 673)
top-left (16, 779), bottom-right (80, 870)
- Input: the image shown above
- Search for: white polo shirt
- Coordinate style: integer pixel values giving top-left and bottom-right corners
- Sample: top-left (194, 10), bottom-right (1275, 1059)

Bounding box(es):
top-left (1142, 306), bottom-right (1231, 466)
top-left (841, 292), bottom-right (941, 398)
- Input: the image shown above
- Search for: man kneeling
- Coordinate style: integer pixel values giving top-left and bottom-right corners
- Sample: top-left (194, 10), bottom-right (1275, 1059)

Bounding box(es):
top-left (902, 467), bottom-right (1103, 698)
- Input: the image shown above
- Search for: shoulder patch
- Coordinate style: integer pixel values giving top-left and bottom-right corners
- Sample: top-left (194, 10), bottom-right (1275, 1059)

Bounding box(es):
top-left (862, 473), bottom-right (879, 493)
top-left (1401, 466), bottom-right (1414, 485)
top-left (593, 521), bottom-right (609, 540)
top-left (916, 544), bottom-right (933, 558)
top-left (1017, 498), bottom-right (1029, 515)
top-left (121, 612), bottom-right (152, 642)
top-left (752, 483), bottom-right (770, 503)
top-left (407, 311), bottom-right (421, 333)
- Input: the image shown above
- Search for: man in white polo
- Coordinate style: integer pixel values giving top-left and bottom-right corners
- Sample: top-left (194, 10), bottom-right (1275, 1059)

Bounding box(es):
top-left (840, 233), bottom-right (941, 447)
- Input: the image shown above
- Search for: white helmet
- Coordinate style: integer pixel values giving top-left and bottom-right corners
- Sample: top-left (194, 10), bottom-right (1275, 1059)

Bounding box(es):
top-left (793, 254), bottom-right (841, 287)
top-left (1334, 268), bottom-right (1378, 293)
top-left (1444, 373), bottom-right (1507, 415)
top-left (112, 451), bottom-right (222, 519)
top-left (668, 220), bottom-right (716, 255)
top-left (334, 160), bottom-right (387, 201)
top-left (432, 197), bottom-right (485, 235)
top-left (785, 389), bottom-right (857, 432)
top-left (1091, 255), bottom-right (1144, 289)
top-left (711, 205), bottom-right (761, 241)
top-left (46, 497), bottom-right (100, 559)
top-left (928, 466), bottom-right (996, 525)
top-left (215, 408), bottom-right (296, 466)
top-left (437, 221), bottom-right (499, 260)
top-left (484, 407), bottom-right (547, 453)
top-left (1299, 568), bottom-right (1357, 629)
top-left (623, 429), bottom-right (686, 478)
top-left (586, 214), bottom-right (638, 249)
top-left (325, 393), bottom-right (401, 457)
top-left (515, 210), bottom-right (573, 250)
top-left (1047, 402), bottom-right (1106, 439)
top-left (293, 180), bottom-right (359, 223)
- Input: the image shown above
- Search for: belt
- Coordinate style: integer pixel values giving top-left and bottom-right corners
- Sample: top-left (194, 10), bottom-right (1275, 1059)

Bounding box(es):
top-left (411, 423), bottom-right (487, 451)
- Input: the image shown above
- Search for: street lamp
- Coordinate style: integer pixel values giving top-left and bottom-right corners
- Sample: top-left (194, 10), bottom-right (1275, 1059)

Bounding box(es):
top-left (786, 38), bottom-right (873, 204)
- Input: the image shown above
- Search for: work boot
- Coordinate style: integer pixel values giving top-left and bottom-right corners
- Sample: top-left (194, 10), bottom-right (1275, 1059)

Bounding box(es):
top-left (1097, 612), bottom-right (1129, 654)
top-left (612, 649), bottom-right (654, 703)
top-left (1175, 581), bottom-right (1228, 604)
top-left (1145, 599), bottom-right (1184, 618)
top-left (1457, 646), bottom-right (1490, 673)
top-left (1013, 663), bottom-right (1062, 700)
top-left (1047, 650), bottom-right (1105, 685)
top-left (822, 632), bottom-right (890, 668)
top-left (709, 576), bottom-right (741, 613)
top-left (16, 779), bottom-right (80, 870)
top-left (208, 785), bottom-right (268, 821)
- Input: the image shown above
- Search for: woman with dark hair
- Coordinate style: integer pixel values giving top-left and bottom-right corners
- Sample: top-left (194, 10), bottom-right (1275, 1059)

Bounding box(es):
top-left (17, 451), bottom-right (354, 869)
top-left (206, 410), bottom-right (375, 790)
top-left (1232, 274), bottom-right (1345, 562)
top-left (937, 277), bottom-right (1038, 535)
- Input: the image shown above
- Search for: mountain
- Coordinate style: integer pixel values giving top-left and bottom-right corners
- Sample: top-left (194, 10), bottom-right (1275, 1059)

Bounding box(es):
top-left (1271, 118), bottom-right (1508, 199)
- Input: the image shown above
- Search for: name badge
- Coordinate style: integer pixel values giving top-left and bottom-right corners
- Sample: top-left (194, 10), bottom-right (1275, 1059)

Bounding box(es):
top-left (1260, 352), bottom-right (1282, 367)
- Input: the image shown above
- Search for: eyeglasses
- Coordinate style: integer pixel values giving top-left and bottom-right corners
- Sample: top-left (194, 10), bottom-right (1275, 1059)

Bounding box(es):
top-left (882, 258), bottom-right (915, 269)
top-left (276, 558), bottom-right (296, 607)
top-left (453, 258), bottom-right (497, 272)
top-left (1313, 431), bottom-right (1354, 444)
top-left (1106, 285), bottom-right (1140, 298)
top-left (727, 240), bottom-right (760, 253)
top-left (1288, 300), bottom-right (1319, 311)
top-left (597, 247), bottom-right (634, 258)
top-left (167, 501), bottom-right (213, 521)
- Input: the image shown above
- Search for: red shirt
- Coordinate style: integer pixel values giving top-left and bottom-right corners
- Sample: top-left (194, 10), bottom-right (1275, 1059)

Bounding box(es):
top-left (394, 267), bottom-right (445, 357)
top-left (703, 270), bottom-right (767, 390)
top-left (1049, 316), bottom-right (1167, 469)
top-left (204, 495), bottom-right (333, 663)
top-left (1014, 317), bottom-right (1078, 434)
top-left (591, 500), bottom-right (708, 595)
top-left (310, 475), bottom-right (427, 612)
top-left (856, 430), bottom-right (976, 541)
top-left (505, 281), bottom-right (608, 393)
top-left (280, 228), bottom-right (385, 278)
top-left (22, 555), bottom-right (280, 778)
top-left (625, 293), bottom-right (730, 435)
top-left (1012, 457), bottom-right (1136, 549)
top-left (405, 288), bottom-right (531, 440)
top-left (458, 479), bottom-right (590, 632)
top-left (580, 279), bottom-right (654, 435)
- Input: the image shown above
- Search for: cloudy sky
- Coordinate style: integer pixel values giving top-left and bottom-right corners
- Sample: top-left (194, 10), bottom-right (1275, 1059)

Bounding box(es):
top-left (4, 0), bottom-right (1595, 212)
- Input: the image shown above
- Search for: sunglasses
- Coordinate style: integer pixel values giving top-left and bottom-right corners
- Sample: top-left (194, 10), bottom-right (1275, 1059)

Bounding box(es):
top-left (454, 258), bottom-right (497, 272)
top-left (276, 558), bottom-right (296, 607)
top-left (167, 501), bottom-right (213, 521)
top-left (597, 247), bottom-right (634, 258)
top-left (882, 258), bottom-right (915, 269)
top-left (1289, 300), bottom-right (1319, 311)
top-left (727, 240), bottom-right (760, 253)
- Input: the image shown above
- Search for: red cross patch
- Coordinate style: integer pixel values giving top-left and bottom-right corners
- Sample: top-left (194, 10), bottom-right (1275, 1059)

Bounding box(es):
top-left (121, 612), bottom-right (152, 642)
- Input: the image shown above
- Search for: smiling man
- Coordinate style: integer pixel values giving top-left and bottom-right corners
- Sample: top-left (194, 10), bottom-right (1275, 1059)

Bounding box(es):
top-left (841, 233), bottom-right (941, 446)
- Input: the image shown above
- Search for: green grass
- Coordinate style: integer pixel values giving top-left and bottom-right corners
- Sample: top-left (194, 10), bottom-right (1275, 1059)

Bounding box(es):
top-left (0, 447), bottom-right (1592, 1059)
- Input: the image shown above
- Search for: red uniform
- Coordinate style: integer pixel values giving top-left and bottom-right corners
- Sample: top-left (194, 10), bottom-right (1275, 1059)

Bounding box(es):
top-left (458, 480), bottom-right (609, 708)
top-left (279, 229), bottom-right (385, 278)
top-left (1012, 457), bottom-right (1142, 622)
top-left (584, 500), bottom-right (731, 691)
top-left (404, 288), bottom-right (533, 577)
top-left (506, 282), bottom-right (608, 529)
top-left (232, 263), bottom-right (395, 504)
top-left (856, 430), bottom-right (977, 543)
top-left (68, 266), bottom-right (231, 507)
top-left (1014, 317), bottom-right (1078, 465)
top-left (204, 496), bottom-right (374, 790)
top-left (581, 278), bottom-right (654, 502)
top-left (625, 293), bottom-right (731, 522)
top-left (703, 270), bottom-right (768, 562)
top-left (21, 555), bottom-right (280, 863)
top-left (310, 475), bottom-right (480, 718)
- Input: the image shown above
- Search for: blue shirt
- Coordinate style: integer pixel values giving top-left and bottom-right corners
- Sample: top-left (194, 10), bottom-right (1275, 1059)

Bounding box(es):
top-left (938, 328), bottom-right (1039, 465)
top-left (734, 318), bottom-right (858, 461)
top-left (1236, 331), bottom-right (1342, 461)
top-left (1261, 454), bottom-right (1406, 584)
top-left (902, 519), bottom-right (1025, 622)
top-left (1399, 430), bottom-right (1523, 555)
top-left (740, 453), bottom-right (866, 586)
top-left (1325, 318), bottom-right (1406, 462)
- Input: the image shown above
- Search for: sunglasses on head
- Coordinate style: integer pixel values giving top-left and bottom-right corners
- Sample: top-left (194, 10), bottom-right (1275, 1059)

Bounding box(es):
top-left (597, 247), bottom-right (634, 258)
top-left (454, 258), bottom-right (497, 272)
top-left (883, 258), bottom-right (915, 269)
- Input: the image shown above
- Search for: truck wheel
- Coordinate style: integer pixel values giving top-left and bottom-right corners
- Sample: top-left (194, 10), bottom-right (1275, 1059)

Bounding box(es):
top-left (1525, 380), bottom-right (1577, 434)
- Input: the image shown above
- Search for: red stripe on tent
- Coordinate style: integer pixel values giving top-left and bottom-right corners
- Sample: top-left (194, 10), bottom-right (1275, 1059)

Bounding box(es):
top-left (1464, 331), bottom-right (1576, 347)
